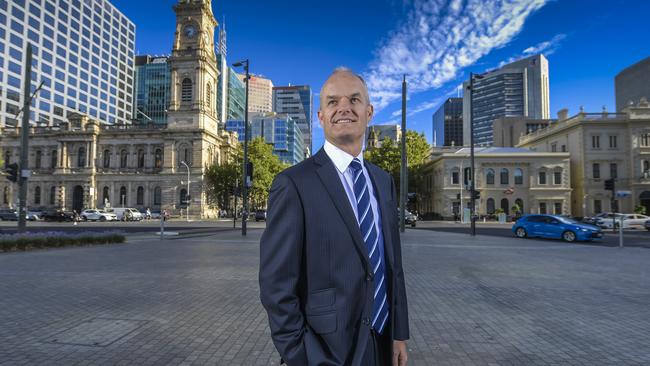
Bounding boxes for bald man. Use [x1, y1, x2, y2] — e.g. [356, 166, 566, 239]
[260, 68, 409, 365]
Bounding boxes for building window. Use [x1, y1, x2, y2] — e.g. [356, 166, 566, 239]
[551, 143, 557, 152]
[181, 78, 192, 102]
[3, 187, 9, 204]
[641, 133, 650, 147]
[136, 186, 144, 205]
[50, 186, 56, 205]
[206, 82, 211, 110]
[451, 170, 459, 185]
[51, 150, 58, 168]
[34, 186, 41, 205]
[553, 170, 562, 185]
[180, 188, 188, 206]
[538, 171, 547, 185]
[154, 149, 163, 168]
[594, 200, 602, 214]
[120, 149, 128, 168]
[500, 168, 509, 185]
[119, 186, 127, 206]
[539, 202, 547, 214]
[103, 149, 111, 168]
[593, 163, 600, 179]
[644, 160, 650, 173]
[592, 135, 600, 149]
[102, 186, 110, 206]
[486, 198, 495, 214]
[554, 202, 562, 215]
[137, 149, 145, 169]
[77, 146, 86, 167]
[609, 135, 617, 148]
[561, 145, 567, 152]
[154, 186, 161, 205]
[35, 150, 42, 169]
[610, 163, 617, 179]
[514, 168, 523, 185]
[500, 198, 509, 215]
[486, 169, 495, 185]
[3, 151, 9, 168]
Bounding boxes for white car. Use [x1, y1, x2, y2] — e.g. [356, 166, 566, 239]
[596, 213, 650, 229]
[109, 207, 144, 221]
[80, 209, 118, 222]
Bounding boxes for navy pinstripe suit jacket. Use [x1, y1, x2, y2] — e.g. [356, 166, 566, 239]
[259, 148, 410, 366]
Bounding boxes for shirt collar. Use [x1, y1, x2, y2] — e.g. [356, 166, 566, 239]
[323, 140, 364, 174]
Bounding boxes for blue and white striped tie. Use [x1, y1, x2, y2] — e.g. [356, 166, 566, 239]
[349, 158, 389, 334]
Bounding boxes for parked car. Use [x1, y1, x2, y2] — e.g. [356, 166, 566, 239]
[150, 210, 162, 219]
[645, 219, 650, 231]
[108, 207, 144, 221]
[581, 212, 611, 226]
[80, 209, 118, 222]
[255, 210, 267, 222]
[595, 213, 649, 229]
[0, 209, 18, 221]
[42, 210, 75, 222]
[26, 211, 41, 221]
[396, 209, 417, 227]
[512, 214, 603, 242]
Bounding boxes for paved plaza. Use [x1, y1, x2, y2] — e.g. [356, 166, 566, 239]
[1, 227, 649, 365]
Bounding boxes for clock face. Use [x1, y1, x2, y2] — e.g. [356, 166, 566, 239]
[183, 24, 197, 38]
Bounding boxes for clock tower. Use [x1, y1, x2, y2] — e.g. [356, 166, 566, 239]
[168, 0, 219, 131]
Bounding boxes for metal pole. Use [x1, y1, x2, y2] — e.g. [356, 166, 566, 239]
[469, 73, 476, 236]
[619, 214, 624, 248]
[400, 75, 407, 232]
[181, 161, 190, 222]
[242, 60, 250, 236]
[18, 44, 33, 232]
[459, 160, 463, 222]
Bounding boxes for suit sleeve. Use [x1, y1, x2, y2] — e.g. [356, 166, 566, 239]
[390, 176, 410, 341]
[259, 173, 308, 365]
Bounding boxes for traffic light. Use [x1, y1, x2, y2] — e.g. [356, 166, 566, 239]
[604, 179, 615, 191]
[246, 162, 253, 182]
[4, 163, 19, 183]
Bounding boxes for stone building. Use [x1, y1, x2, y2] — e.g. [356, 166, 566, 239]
[0, 0, 239, 218]
[420, 147, 572, 219]
[517, 100, 650, 216]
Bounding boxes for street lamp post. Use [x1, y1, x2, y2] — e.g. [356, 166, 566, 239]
[468, 72, 484, 236]
[233, 59, 250, 236]
[180, 160, 190, 222]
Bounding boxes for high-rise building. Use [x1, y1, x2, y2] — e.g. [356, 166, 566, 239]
[225, 113, 305, 165]
[432, 98, 463, 146]
[216, 55, 245, 123]
[133, 55, 171, 125]
[273, 85, 313, 156]
[0, 0, 136, 127]
[615, 56, 650, 112]
[237, 74, 273, 113]
[463, 54, 550, 146]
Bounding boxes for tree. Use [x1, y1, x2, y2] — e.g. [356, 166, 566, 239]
[364, 130, 430, 211]
[204, 145, 242, 212]
[634, 205, 647, 215]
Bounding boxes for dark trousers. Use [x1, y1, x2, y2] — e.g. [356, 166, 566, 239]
[361, 329, 390, 366]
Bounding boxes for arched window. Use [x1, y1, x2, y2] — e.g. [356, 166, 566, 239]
[35, 150, 42, 169]
[51, 150, 58, 169]
[486, 169, 495, 185]
[486, 198, 495, 214]
[501, 198, 510, 214]
[206, 82, 212, 110]
[178, 146, 191, 166]
[181, 78, 192, 102]
[102, 186, 110, 205]
[4, 151, 10, 168]
[514, 198, 524, 215]
[50, 186, 56, 205]
[137, 149, 145, 168]
[119, 186, 127, 206]
[3, 187, 9, 204]
[500, 168, 509, 185]
[154, 149, 163, 169]
[180, 188, 188, 206]
[77, 147, 86, 167]
[136, 186, 144, 205]
[103, 149, 111, 168]
[34, 186, 41, 205]
[643, 160, 649, 172]
[514, 168, 523, 185]
[120, 149, 128, 168]
[154, 186, 162, 205]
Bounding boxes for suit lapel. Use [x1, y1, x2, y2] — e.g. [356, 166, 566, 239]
[365, 162, 396, 270]
[314, 149, 371, 272]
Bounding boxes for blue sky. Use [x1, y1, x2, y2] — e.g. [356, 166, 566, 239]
[112, 0, 650, 152]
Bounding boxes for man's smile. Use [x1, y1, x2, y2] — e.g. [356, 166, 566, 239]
[332, 118, 356, 124]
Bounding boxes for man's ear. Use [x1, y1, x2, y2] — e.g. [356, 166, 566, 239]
[367, 104, 374, 122]
[317, 110, 325, 128]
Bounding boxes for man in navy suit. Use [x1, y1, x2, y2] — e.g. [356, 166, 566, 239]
[260, 68, 409, 366]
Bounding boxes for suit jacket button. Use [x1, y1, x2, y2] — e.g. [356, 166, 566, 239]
[366, 273, 373, 281]
[363, 317, 371, 325]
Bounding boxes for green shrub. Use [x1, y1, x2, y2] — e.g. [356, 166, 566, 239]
[0, 232, 126, 253]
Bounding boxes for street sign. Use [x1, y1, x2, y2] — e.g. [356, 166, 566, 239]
[616, 190, 631, 197]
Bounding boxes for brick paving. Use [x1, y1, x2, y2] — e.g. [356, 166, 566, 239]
[0, 228, 649, 365]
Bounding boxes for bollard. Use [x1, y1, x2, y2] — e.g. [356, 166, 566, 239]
[618, 215, 624, 248]
[160, 212, 165, 241]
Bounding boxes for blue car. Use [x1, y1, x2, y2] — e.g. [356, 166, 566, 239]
[512, 214, 603, 242]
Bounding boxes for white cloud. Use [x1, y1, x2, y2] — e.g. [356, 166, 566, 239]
[498, 33, 566, 67]
[364, 0, 549, 111]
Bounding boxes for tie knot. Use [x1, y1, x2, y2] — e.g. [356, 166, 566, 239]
[349, 158, 363, 173]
